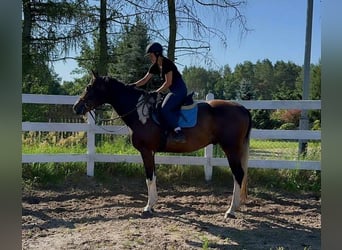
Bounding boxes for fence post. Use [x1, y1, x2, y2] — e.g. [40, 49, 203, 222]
[204, 93, 214, 181]
[87, 111, 95, 176]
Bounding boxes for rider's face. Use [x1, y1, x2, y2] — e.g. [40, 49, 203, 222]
[148, 53, 157, 64]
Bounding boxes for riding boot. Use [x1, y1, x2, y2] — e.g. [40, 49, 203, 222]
[172, 129, 186, 143]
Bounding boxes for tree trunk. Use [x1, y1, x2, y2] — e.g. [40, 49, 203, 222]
[167, 0, 176, 61]
[22, 0, 32, 77]
[99, 0, 108, 75]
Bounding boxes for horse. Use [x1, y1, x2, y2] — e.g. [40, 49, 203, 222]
[73, 71, 252, 218]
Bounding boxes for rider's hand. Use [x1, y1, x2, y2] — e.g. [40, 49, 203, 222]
[148, 90, 158, 99]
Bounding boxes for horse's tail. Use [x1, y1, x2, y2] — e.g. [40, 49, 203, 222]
[240, 108, 252, 203]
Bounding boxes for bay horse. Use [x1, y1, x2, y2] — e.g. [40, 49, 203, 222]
[73, 71, 252, 218]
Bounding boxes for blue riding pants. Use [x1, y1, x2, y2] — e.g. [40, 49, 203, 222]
[160, 78, 187, 130]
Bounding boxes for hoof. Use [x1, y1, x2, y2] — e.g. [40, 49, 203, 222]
[224, 212, 237, 219]
[141, 209, 154, 218]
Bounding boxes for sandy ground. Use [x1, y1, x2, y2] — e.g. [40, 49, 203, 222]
[22, 177, 321, 249]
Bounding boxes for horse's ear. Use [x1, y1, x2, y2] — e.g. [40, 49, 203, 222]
[91, 70, 99, 79]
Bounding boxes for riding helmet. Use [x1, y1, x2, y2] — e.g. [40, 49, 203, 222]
[146, 42, 163, 56]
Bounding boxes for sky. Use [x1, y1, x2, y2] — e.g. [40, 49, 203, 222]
[53, 0, 321, 82]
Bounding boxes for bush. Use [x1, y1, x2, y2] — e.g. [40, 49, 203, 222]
[312, 119, 321, 130]
[279, 122, 296, 130]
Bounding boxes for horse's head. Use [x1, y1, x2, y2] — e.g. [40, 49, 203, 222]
[73, 70, 109, 115]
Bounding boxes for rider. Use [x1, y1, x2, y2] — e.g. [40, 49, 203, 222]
[132, 42, 187, 143]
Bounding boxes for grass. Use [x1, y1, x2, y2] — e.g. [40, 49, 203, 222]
[22, 131, 321, 161]
[22, 162, 87, 187]
[201, 236, 210, 249]
[21, 133, 321, 192]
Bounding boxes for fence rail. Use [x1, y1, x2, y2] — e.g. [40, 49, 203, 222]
[22, 94, 321, 180]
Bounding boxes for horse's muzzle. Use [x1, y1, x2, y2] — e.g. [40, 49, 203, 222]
[73, 100, 87, 115]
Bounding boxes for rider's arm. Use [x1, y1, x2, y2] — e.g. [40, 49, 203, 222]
[156, 71, 172, 93]
[134, 72, 153, 87]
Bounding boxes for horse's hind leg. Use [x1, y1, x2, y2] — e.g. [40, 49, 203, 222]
[225, 155, 243, 218]
[223, 143, 249, 218]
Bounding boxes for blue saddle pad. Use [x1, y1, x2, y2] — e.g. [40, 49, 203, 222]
[178, 104, 198, 128]
[151, 103, 198, 128]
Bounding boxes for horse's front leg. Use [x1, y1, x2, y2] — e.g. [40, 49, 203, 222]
[140, 149, 158, 214]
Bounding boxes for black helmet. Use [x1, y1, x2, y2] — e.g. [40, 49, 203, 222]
[146, 42, 163, 56]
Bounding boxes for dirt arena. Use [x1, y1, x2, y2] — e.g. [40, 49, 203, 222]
[22, 177, 321, 249]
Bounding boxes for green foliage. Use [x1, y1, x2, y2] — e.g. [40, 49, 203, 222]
[22, 0, 90, 94]
[312, 120, 321, 130]
[279, 123, 297, 130]
[310, 61, 321, 100]
[62, 17, 151, 95]
[248, 168, 321, 193]
[110, 17, 151, 83]
[254, 59, 274, 99]
[94, 163, 145, 182]
[22, 132, 321, 192]
[96, 138, 138, 155]
[270, 109, 301, 128]
[201, 236, 210, 249]
[75, 31, 116, 76]
[22, 162, 86, 187]
[183, 66, 210, 99]
[22, 160, 321, 193]
[182, 60, 320, 129]
[239, 78, 255, 100]
[182, 66, 221, 99]
[252, 109, 279, 129]
[22, 1, 321, 132]
[22, 2, 321, 192]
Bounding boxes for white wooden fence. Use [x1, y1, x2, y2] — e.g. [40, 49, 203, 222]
[22, 94, 321, 181]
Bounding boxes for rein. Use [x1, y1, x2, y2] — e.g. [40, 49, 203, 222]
[87, 91, 154, 132]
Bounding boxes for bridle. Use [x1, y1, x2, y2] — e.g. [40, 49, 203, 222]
[83, 90, 156, 131]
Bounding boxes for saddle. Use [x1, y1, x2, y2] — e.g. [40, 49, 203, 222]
[149, 92, 198, 128]
[135, 92, 198, 150]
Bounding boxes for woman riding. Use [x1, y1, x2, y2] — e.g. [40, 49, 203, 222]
[132, 42, 188, 143]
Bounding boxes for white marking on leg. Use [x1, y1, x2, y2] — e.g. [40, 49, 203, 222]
[144, 174, 158, 213]
[225, 178, 241, 218]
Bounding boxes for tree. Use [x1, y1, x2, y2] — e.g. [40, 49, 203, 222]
[239, 79, 255, 100]
[182, 66, 207, 99]
[122, 0, 248, 64]
[310, 60, 321, 100]
[98, 0, 109, 75]
[254, 59, 274, 99]
[22, 0, 93, 89]
[65, 17, 152, 95]
[294, 61, 321, 126]
[110, 17, 150, 83]
[233, 61, 255, 83]
[273, 61, 301, 100]
[167, 0, 177, 61]
[309, 61, 321, 124]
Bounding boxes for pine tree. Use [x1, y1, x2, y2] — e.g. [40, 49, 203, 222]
[110, 17, 150, 83]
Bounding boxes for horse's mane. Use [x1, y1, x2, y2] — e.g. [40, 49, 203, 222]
[97, 76, 150, 121]
[104, 76, 146, 96]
